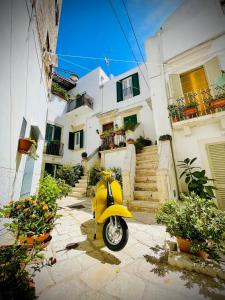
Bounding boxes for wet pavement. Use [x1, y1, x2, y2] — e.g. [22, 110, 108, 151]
[34, 197, 225, 300]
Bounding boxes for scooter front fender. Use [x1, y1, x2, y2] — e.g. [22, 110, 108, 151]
[97, 205, 133, 224]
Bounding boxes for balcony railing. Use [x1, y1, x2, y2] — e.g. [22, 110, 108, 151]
[99, 132, 126, 151]
[44, 141, 64, 156]
[169, 85, 225, 123]
[67, 93, 93, 113]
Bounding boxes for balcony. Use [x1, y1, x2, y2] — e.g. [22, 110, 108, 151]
[67, 93, 93, 114]
[44, 141, 64, 156]
[168, 85, 225, 124]
[99, 131, 126, 151]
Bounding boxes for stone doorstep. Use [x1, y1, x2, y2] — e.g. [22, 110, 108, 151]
[134, 191, 160, 201]
[136, 170, 156, 176]
[134, 182, 157, 191]
[129, 200, 160, 213]
[135, 176, 157, 183]
[165, 241, 225, 281]
[136, 163, 158, 169]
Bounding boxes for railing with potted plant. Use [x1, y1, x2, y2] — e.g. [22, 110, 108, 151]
[99, 128, 126, 151]
[67, 92, 93, 112]
[44, 140, 64, 156]
[168, 84, 225, 123]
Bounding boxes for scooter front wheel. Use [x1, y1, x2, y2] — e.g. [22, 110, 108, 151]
[103, 216, 128, 251]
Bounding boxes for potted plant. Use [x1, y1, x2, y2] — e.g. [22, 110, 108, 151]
[81, 152, 88, 160]
[119, 141, 126, 147]
[134, 140, 144, 154]
[159, 134, 172, 141]
[18, 137, 35, 154]
[178, 157, 216, 199]
[115, 125, 125, 135]
[136, 136, 152, 146]
[168, 104, 180, 122]
[127, 138, 134, 144]
[210, 93, 225, 109]
[183, 101, 198, 117]
[156, 194, 225, 260]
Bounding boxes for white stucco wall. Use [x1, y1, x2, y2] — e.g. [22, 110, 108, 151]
[159, 0, 225, 62]
[145, 0, 225, 194]
[0, 1, 51, 205]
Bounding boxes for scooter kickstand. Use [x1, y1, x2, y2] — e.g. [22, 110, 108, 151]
[93, 221, 97, 240]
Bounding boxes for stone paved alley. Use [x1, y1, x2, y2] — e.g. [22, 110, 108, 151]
[34, 197, 225, 300]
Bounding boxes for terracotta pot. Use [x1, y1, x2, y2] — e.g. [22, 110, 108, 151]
[176, 237, 191, 253]
[18, 138, 34, 154]
[211, 98, 225, 109]
[20, 232, 50, 246]
[172, 116, 179, 122]
[127, 140, 134, 144]
[115, 130, 125, 135]
[183, 107, 198, 116]
[176, 237, 208, 260]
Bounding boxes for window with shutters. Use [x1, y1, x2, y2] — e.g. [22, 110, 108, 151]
[68, 130, 84, 150]
[45, 123, 62, 142]
[117, 73, 140, 102]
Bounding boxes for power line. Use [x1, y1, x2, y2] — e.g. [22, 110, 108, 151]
[107, 0, 150, 90]
[59, 56, 91, 72]
[120, 0, 148, 74]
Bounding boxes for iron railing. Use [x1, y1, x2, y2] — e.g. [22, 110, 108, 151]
[44, 141, 64, 156]
[67, 93, 93, 112]
[169, 84, 225, 123]
[99, 133, 126, 151]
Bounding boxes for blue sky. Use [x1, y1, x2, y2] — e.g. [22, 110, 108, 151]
[56, 0, 184, 78]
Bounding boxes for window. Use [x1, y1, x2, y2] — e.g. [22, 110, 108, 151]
[221, 0, 225, 14]
[74, 131, 80, 149]
[124, 114, 137, 128]
[45, 163, 61, 178]
[68, 130, 84, 150]
[122, 76, 133, 100]
[55, 0, 59, 26]
[45, 123, 62, 142]
[117, 73, 140, 102]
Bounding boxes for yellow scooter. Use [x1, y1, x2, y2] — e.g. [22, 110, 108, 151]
[92, 169, 133, 251]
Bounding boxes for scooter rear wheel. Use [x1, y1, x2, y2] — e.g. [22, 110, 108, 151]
[103, 216, 128, 251]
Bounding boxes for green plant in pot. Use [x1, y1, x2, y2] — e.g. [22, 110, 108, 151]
[178, 157, 216, 199]
[183, 101, 198, 117]
[134, 140, 143, 153]
[156, 194, 225, 259]
[168, 104, 180, 122]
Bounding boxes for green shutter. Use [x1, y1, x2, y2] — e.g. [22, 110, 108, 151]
[54, 126, 61, 141]
[132, 73, 140, 96]
[80, 129, 84, 148]
[116, 81, 123, 102]
[68, 132, 75, 150]
[124, 114, 137, 127]
[45, 124, 53, 142]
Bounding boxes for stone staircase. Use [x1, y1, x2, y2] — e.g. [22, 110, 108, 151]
[69, 175, 88, 198]
[130, 145, 160, 213]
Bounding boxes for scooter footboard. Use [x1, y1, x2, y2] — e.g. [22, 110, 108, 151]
[97, 204, 133, 224]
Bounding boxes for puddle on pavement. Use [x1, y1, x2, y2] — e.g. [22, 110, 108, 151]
[144, 246, 225, 300]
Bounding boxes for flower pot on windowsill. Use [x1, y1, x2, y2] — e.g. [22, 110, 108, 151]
[18, 138, 34, 154]
[183, 107, 198, 117]
[176, 237, 208, 260]
[210, 98, 225, 109]
[172, 115, 180, 122]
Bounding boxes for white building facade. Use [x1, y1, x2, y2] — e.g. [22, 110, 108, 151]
[0, 0, 62, 206]
[43, 65, 156, 173]
[145, 0, 225, 209]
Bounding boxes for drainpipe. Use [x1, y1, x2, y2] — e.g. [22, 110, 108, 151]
[158, 29, 181, 198]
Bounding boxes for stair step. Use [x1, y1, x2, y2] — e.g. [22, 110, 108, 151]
[75, 183, 87, 188]
[79, 179, 87, 183]
[69, 191, 86, 198]
[136, 162, 158, 168]
[136, 164, 158, 171]
[136, 154, 158, 162]
[135, 175, 157, 183]
[135, 182, 157, 191]
[129, 201, 160, 213]
[136, 169, 156, 176]
[134, 191, 160, 201]
[72, 187, 86, 193]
